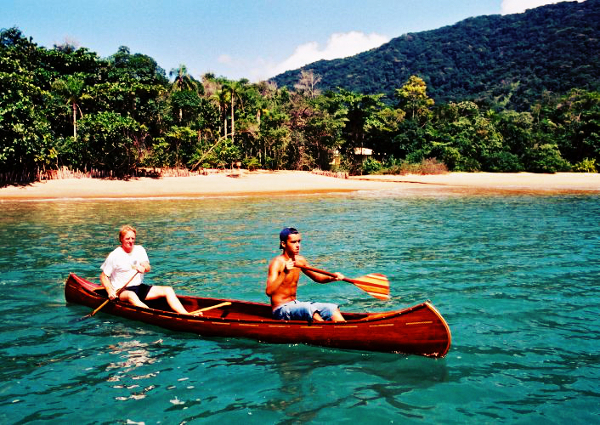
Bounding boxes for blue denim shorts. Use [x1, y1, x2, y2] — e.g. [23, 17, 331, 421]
[272, 300, 338, 321]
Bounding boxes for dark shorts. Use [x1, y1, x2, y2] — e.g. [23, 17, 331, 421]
[123, 284, 152, 301]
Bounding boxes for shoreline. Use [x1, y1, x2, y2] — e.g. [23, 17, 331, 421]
[1, 171, 599, 201]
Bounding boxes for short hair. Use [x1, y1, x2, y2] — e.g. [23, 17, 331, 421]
[119, 225, 137, 243]
[279, 227, 299, 249]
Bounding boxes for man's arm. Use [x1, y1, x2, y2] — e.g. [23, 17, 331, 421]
[134, 246, 151, 273]
[133, 261, 150, 274]
[266, 256, 293, 297]
[100, 272, 117, 300]
[295, 258, 344, 283]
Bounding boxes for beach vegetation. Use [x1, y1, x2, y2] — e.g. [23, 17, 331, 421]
[1, 2, 600, 183]
[361, 158, 383, 175]
[573, 158, 597, 173]
[242, 157, 261, 171]
[367, 157, 448, 176]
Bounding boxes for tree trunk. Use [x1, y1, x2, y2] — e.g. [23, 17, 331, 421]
[231, 92, 235, 144]
[72, 101, 77, 140]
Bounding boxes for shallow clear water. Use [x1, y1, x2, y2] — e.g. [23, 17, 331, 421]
[1, 191, 599, 424]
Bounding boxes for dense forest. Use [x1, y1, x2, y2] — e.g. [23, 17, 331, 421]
[273, 0, 600, 111]
[1, 0, 599, 183]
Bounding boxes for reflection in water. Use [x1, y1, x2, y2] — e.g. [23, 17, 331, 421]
[107, 339, 160, 372]
[208, 338, 449, 422]
[105, 336, 182, 402]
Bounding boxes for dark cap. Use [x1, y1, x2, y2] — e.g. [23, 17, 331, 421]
[279, 227, 299, 248]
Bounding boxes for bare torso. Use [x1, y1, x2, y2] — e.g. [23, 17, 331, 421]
[266, 254, 307, 310]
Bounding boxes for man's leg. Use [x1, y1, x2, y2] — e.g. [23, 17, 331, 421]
[146, 286, 190, 315]
[119, 291, 149, 309]
[331, 309, 345, 322]
[313, 303, 345, 322]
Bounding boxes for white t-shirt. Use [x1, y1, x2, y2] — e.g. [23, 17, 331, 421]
[101, 245, 149, 290]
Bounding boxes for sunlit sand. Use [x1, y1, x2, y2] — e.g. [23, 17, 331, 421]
[1, 170, 598, 200]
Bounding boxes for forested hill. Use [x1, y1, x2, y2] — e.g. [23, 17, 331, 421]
[271, 0, 600, 110]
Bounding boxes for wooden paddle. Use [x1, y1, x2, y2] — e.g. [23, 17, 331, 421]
[77, 271, 140, 321]
[189, 301, 232, 316]
[297, 265, 390, 300]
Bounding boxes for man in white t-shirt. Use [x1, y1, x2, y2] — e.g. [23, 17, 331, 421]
[100, 225, 192, 315]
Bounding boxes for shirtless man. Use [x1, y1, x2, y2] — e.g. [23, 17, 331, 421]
[266, 227, 345, 322]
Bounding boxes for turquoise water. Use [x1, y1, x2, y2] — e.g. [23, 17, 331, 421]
[0, 191, 599, 424]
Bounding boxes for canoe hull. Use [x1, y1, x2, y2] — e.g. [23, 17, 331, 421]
[65, 273, 451, 357]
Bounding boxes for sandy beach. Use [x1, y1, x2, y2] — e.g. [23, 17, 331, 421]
[1, 170, 599, 200]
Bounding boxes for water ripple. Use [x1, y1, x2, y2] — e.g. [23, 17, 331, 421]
[1, 195, 599, 423]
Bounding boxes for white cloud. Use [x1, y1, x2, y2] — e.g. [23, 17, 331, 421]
[501, 0, 586, 15]
[217, 54, 233, 65]
[243, 31, 390, 82]
[216, 4, 589, 81]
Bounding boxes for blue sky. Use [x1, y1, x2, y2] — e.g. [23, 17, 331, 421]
[2, 0, 585, 81]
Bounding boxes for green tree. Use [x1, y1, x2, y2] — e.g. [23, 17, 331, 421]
[395, 76, 434, 120]
[326, 88, 385, 172]
[169, 64, 201, 123]
[552, 89, 600, 165]
[298, 94, 345, 169]
[52, 73, 91, 140]
[68, 111, 143, 175]
[526, 143, 571, 173]
[0, 27, 55, 179]
[365, 106, 405, 161]
[109, 46, 168, 86]
[221, 80, 247, 145]
[255, 84, 291, 169]
[169, 64, 198, 91]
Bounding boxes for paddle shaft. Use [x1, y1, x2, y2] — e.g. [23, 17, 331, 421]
[297, 265, 357, 284]
[189, 301, 231, 315]
[297, 264, 390, 300]
[86, 271, 140, 318]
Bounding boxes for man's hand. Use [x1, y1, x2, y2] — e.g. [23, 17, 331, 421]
[333, 272, 345, 281]
[107, 286, 117, 300]
[284, 258, 295, 273]
[100, 271, 119, 300]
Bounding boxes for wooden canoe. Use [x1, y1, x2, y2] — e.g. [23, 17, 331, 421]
[65, 273, 451, 358]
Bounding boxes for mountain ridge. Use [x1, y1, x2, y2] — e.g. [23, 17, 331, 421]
[271, 0, 600, 110]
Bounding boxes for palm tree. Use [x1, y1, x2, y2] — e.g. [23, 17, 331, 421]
[221, 80, 247, 144]
[200, 73, 226, 136]
[52, 74, 89, 140]
[169, 64, 200, 122]
[169, 64, 198, 92]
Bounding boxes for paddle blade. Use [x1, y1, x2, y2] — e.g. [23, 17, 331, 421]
[348, 273, 390, 300]
[72, 299, 110, 322]
[70, 312, 93, 323]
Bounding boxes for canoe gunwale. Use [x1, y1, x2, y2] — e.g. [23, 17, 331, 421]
[65, 273, 451, 357]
